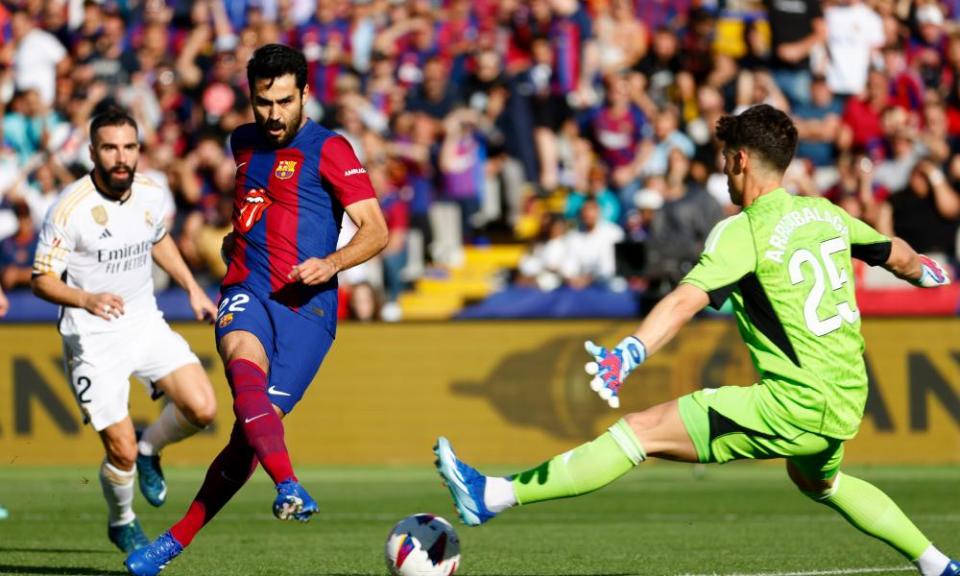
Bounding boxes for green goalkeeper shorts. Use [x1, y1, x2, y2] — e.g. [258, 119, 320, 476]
[678, 383, 844, 481]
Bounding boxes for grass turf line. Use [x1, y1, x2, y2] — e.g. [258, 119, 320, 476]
[0, 464, 957, 576]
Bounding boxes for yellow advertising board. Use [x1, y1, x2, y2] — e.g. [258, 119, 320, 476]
[0, 319, 958, 466]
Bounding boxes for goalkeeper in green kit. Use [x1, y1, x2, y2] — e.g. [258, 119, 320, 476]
[434, 104, 958, 576]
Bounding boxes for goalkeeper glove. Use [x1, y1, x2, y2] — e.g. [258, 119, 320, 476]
[911, 255, 951, 288]
[584, 336, 647, 408]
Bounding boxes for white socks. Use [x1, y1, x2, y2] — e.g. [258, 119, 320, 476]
[915, 544, 952, 576]
[100, 460, 136, 526]
[484, 476, 517, 513]
[138, 403, 202, 456]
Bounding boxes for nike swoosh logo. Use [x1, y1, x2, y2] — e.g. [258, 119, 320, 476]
[267, 386, 291, 397]
[244, 413, 269, 424]
[236, 162, 248, 170]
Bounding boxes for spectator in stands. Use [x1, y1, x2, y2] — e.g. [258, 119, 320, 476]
[439, 107, 487, 243]
[644, 149, 723, 295]
[10, 9, 68, 108]
[594, 0, 647, 75]
[0, 201, 37, 292]
[763, 0, 826, 107]
[882, 159, 960, 259]
[517, 212, 569, 292]
[840, 68, 891, 160]
[579, 72, 650, 209]
[824, 0, 885, 98]
[825, 154, 891, 233]
[379, 157, 412, 304]
[347, 281, 381, 322]
[3, 0, 958, 322]
[910, 2, 949, 90]
[561, 197, 624, 289]
[624, 184, 663, 243]
[640, 103, 695, 179]
[406, 56, 461, 121]
[793, 75, 843, 168]
[633, 25, 683, 111]
[565, 161, 621, 225]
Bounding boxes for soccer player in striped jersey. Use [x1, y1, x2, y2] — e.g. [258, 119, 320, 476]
[434, 105, 959, 576]
[126, 44, 388, 576]
[32, 108, 218, 553]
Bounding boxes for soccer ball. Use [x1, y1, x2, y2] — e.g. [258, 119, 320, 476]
[385, 513, 461, 576]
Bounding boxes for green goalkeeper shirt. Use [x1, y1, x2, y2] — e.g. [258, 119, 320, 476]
[681, 189, 892, 439]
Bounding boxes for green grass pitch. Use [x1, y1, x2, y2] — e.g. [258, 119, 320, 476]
[0, 464, 957, 576]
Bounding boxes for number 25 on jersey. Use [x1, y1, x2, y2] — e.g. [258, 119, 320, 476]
[789, 237, 859, 337]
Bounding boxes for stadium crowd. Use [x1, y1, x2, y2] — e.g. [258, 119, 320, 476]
[0, 0, 958, 320]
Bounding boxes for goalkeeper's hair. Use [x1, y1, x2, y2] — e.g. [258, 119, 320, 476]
[716, 104, 797, 173]
[89, 107, 138, 147]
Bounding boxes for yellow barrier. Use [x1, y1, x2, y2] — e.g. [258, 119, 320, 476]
[1, 320, 958, 466]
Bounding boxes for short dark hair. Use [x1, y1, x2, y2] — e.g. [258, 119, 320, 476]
[716, 104, 797, 173]
[247, 44, 307, 93]
[90, 107, 138, 146]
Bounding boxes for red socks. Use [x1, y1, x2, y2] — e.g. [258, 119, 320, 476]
[226, 359, 296, 485]
[170, 422, 257, 546]
[169, 359, 299, 548]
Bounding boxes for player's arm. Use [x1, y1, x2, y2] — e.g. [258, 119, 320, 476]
[31, 273, 124, 320]
[31, 213, 123, 320]
[585, 214, 754, 407]
[842, 208, 951, 288]
[884, 237, 951, 287]
[288, 137, 388, 286]
[151, 234, 217, 322]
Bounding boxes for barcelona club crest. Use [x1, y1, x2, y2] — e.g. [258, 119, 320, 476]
[274, 160, 298, 180]
[219, 312, 234, 328]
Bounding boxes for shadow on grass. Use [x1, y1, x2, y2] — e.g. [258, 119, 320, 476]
[0, 564, 127, 575]
[0, 546, 113, 554]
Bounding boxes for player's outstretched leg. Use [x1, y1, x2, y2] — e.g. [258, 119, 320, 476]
[794, 465, 957, 576]
[224, 358, 318, 521]
[125, 423, 257, 575]
[435, 418, 646, 526]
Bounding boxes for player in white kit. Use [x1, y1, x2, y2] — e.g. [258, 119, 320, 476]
[31, 108, 218, 553]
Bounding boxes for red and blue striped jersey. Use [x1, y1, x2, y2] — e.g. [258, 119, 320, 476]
[223, 120, 375, 336]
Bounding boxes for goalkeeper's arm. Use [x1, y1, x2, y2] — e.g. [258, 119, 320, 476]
[631, 283, 710, 358]
[884, 237, 951, 288]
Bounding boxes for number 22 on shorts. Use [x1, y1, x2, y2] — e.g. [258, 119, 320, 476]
[217, 293, 250, 327]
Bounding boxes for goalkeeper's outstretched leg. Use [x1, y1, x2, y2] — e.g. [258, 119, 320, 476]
[434, 399, 696, 525]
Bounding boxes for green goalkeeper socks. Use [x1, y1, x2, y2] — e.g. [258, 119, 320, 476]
[512, 419, 646, 505]
[812, 472, 931, 561]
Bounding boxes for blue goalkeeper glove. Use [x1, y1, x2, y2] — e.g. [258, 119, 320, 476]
[584, 336, 647, 408]
[911, 255, 951, 288]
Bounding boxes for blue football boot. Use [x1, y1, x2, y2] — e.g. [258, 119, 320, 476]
[940, 559, 960, 576]
[108, 518, 150, 553]
[124, 531, 183, 576]
[433, 436, 497, 526]
[135, 431, 167, 507]
[273, 479, 319, 522]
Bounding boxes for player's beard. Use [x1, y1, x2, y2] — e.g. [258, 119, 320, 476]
[95, 162, 137, 199]
[261, 105, 303, 148]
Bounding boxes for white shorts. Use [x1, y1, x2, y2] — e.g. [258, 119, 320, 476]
[62, 314, 200, 431]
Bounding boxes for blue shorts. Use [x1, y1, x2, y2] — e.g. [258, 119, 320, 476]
[215, 285, 334, 414]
